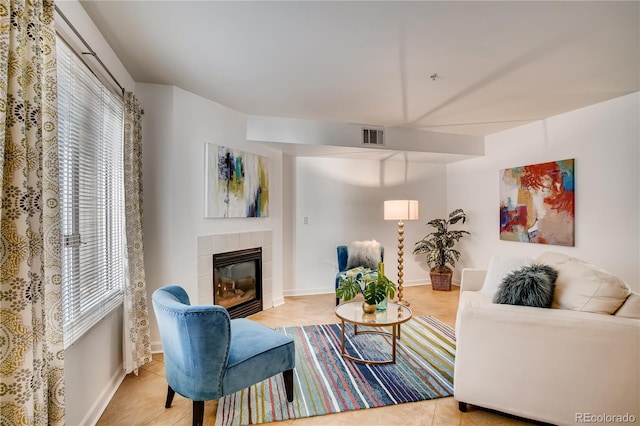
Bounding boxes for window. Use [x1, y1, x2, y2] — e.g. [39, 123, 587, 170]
[57, 37, 125, 348]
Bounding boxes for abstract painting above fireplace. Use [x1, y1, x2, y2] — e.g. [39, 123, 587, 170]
[204, 144, 269, 218]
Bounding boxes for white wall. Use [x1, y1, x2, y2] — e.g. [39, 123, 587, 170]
[65, 307, 123, 426]
[282, 154, 296, 296]
[291, 156, 449, 295]
[136, 84, 284, 348]
[448, 92, 640, 291]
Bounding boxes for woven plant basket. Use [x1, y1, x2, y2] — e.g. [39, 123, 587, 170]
[430, 270, 453, 291]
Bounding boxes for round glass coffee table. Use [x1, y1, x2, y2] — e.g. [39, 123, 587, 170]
[335, 301, 412, 365]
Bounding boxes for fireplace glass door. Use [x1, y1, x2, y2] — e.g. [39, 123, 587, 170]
[213, 247, 262, 318]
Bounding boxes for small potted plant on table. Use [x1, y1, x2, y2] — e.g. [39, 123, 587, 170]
[336, 264, 396, 313]
[413, 209, 470, 291]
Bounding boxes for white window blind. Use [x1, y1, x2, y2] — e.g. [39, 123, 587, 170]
[57, 37, 126, 348]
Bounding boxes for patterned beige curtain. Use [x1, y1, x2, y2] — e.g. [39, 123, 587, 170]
[0, 1, 65, 424]
[122, 91, 152, 374]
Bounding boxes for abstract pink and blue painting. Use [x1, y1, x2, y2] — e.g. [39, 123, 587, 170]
[205, 144, 269, 218]
[500, 159, 574, 246]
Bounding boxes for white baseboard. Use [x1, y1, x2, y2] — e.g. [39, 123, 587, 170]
[80, 365, 126, 426]
[271, 296, 286, 307]
[400, 279, 428, 287]
[282, 287, 333, 297]
[404, 278, 462, 287]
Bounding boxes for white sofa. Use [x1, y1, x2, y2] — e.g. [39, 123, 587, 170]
[454, 252, 640, 425]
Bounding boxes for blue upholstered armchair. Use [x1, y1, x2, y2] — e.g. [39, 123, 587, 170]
[335, 244, 384, 305]
[152, 286, 295, 426]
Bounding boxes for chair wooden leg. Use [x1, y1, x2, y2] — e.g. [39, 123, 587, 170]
[283, 369, 294, 402]
[193, 401, 204, 426]
[165, 385, 175, 408]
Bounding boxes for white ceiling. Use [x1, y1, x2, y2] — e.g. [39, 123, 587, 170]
[80, 1, 639, 137]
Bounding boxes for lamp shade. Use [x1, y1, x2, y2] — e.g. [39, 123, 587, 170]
[384, 200, 419, 221]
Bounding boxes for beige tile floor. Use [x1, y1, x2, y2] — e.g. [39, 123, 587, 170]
[97, 285, 535, 425]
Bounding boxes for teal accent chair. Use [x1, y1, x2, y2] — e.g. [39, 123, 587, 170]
[335, 245, 384, 305]
[152, 286, 295, 426]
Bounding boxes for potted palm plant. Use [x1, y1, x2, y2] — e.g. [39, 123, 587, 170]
[413, 209, 470, 291]
[336, 264, 396, 313]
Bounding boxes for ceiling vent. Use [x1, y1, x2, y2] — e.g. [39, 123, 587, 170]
[361, 127, 384, 146]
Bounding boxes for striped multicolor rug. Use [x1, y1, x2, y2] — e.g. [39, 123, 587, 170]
[215, 316, 455, 426]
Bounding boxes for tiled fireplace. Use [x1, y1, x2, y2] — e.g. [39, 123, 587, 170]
[197, 230, 272, 309]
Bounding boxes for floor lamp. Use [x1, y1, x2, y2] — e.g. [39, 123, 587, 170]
[384, 200, 419, 306]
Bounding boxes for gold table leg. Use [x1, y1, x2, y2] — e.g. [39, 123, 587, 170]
[392, 325, 397, 363]
[341, 324, 398, 365]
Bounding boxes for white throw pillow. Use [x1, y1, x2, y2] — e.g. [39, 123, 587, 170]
[614, 292, 640, 319]
[479, 255, 533, 299]
[346, 240, 382, 270]
[537, 252, 631, 314]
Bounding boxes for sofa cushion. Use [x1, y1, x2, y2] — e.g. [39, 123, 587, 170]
[346, 240, 382, 270]
[494, 264, 558, 308]
[536, 252, 631, 314]
[614, 292, 640, 319]
[479, 255, 533, 299]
